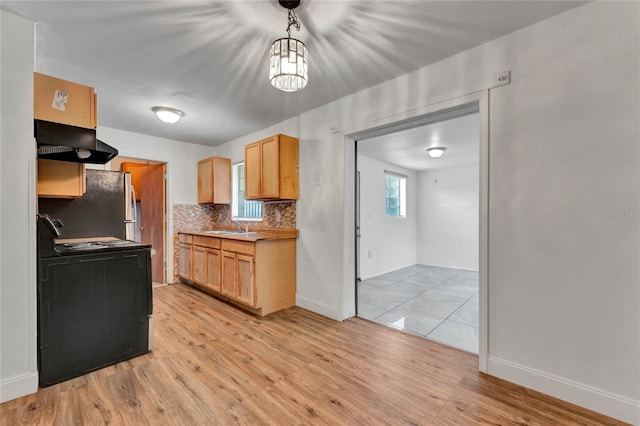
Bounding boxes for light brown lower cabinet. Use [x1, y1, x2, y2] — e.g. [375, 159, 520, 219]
[193, 246, 221, 294]
[205, 249, 222, 293]
[236, 254, 255, 306]
[178, 232, 295, 316]
[221, 251, 236, 298]
[178, 243, 192, 281]
[192, 246, 207, 285]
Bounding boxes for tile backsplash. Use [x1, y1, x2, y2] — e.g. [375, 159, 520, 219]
[173, 203, 217, 232]
[172, 202, 296, 282]
[173, 201, 296, 231]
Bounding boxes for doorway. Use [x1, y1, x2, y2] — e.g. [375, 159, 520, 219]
[351, 99, 486, 357]
[110, 156, 167, 284]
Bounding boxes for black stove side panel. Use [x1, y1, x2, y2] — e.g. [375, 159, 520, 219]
[38, 170, 125, 239]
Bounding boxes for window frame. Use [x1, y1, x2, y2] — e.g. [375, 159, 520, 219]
[384, 170, 407, 218]
[232, 162, 263, 221]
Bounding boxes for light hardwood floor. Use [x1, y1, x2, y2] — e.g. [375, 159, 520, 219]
[0, 283, 625, 425]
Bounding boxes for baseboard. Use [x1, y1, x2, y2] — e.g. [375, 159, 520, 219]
[417, 262, 479, 272]
[296, 294, 342, 321]
[0, 371, 38, 403]
[488, 356, 640, 425]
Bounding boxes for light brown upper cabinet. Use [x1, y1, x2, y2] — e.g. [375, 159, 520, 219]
[37, 159, 86, 198]
[197, 156, 231, 204]
[34, 72, 98, 129]
[244, 134, 299, 200]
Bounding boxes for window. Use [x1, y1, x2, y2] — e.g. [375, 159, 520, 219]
[385, 171, 406, 218]
[232, 163, 263, 220]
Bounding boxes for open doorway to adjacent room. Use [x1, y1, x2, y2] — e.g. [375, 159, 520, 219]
[355, 107, 480, 354]
[110, 156, 167, 285]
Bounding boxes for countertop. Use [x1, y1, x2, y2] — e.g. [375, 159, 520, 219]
[179, 228, 298, 242]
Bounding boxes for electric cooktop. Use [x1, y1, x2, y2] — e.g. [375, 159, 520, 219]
[53, 238, 151, 256]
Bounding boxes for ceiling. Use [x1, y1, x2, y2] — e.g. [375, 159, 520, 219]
[3, 1, 585, 147]
[358, 112, 479, 172]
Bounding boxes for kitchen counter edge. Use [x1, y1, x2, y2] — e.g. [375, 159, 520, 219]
[178, 229, 298, 242]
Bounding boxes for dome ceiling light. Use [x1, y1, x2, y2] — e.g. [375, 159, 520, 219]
[151, 106, 184, 124]
[269, 0, 308, 92]
[426, 147, 447, 158]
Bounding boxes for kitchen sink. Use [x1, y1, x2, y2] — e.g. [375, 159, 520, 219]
[203, 230, 257, 236]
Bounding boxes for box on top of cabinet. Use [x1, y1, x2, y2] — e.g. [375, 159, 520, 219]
[34, 72, 98, 129]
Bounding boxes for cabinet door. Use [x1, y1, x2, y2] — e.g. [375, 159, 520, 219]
[178, 243, 192, 280]
[37, 159, 86, 198]
[197, 158, 213, 204]
[260, 137, 280, 198]
[236, 254, 256, 307]
[212, 157, 232, 204]
[221, 252, 236, 297]
[192, 246, 207, 285]
[205, 249, 222, 293]
[198, 157, 232, 204]
[244, 142, 261, 199]
[34, 72, 96, 129]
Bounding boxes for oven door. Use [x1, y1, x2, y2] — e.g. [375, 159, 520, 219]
[38, 248, 151, 386]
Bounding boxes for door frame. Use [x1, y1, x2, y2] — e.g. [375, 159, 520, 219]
[343, 91, 490, 372]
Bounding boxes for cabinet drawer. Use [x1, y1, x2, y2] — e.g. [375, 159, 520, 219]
[178, 233, 193, 244]
[221, 239, 255, 255]
[193, 235, 220, 249]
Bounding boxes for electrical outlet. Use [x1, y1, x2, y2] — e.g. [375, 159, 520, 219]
[275, 208, 282, 222]
[368, 250, 372, 259]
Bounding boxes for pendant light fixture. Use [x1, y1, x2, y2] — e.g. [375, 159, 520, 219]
[269, 0, 308, 92]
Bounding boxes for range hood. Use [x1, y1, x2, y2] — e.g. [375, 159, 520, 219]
[35, 120, 118, 164]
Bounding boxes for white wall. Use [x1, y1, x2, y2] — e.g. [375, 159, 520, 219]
[358, 154, 417, 280]
[417, 165, 479, 271]
[98, 126, 215, 281]
[0, 9, 38, 402]
[214, 3, 640, 423]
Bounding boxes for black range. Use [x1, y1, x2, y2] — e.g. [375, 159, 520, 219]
[36, 214, 154, 386]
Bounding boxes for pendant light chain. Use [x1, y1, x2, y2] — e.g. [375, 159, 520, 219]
[269, 3, 308, 92]
[286, 9, 301, 37]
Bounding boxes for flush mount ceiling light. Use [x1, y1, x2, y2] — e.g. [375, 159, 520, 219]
[269, 0, 308, 92]
[151, 106, 184, 124]
[426, 147, 447, 158]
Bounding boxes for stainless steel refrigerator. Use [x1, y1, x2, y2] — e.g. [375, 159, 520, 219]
[38, 169, 138, 240]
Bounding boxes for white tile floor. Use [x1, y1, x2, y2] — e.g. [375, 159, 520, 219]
[357, 264, 479, 354]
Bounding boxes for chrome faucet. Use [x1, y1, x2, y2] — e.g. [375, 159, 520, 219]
[233, 220, 242, 232]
